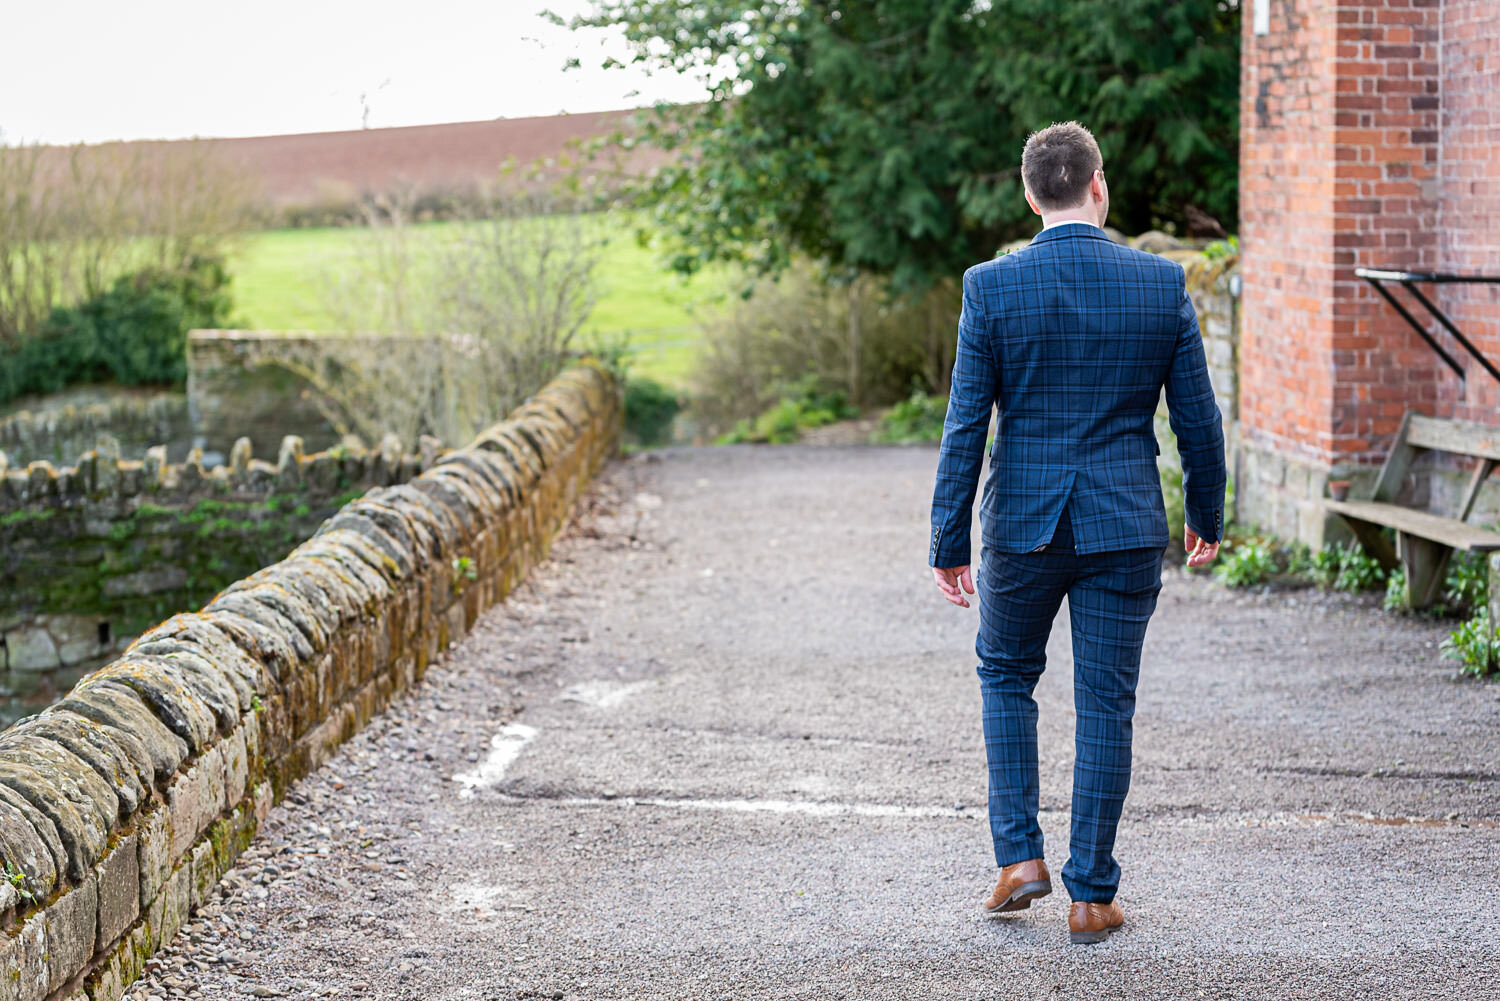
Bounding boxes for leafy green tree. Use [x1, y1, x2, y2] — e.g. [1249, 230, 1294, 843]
[558, 0, 1240, 291]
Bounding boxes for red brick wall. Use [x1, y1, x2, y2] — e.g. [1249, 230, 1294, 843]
[1437, 0, 1500, 424]
[1327, 0, 1444, 463]
[1239, 0, 1339, 465]
[1241, 0, 1499, 472]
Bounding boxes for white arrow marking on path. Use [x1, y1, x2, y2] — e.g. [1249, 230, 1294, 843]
[453, 724, 538, 798]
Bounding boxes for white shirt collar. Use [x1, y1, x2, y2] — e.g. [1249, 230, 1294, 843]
[1042, 218, 1102, 231]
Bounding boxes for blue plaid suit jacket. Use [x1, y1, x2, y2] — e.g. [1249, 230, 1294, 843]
[929, 224, 1226, 566]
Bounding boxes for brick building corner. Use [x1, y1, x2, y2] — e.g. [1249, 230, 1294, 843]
[1238, 0, 1500, 542]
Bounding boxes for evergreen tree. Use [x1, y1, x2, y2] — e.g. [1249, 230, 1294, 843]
[560, 0, 1240, 291]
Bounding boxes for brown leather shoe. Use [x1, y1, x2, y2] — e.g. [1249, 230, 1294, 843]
[1068, 901, 1124, 944]
[982, 858, 1052, 913]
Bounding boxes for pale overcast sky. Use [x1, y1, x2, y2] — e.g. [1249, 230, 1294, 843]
[0, 1, 712, 145]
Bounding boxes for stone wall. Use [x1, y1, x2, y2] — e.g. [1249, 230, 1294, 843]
[2, 432, 443, 682]
[0, 397, 192, 468]
[1150, 248, 1242, 541]
[0, 364, 620, 1001]
[186, 332, 341, 459]
[1174, 250, 1240, 438]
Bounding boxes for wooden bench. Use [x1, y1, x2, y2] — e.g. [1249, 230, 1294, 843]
[1323, 412, 1500, 608]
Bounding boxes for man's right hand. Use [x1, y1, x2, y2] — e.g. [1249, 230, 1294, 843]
[932, 566, 975, 608]
[1184, 526, 1220, 568]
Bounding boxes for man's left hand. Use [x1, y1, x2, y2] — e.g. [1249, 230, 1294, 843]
[1184, 526, 1221, 568]
[932, 566, 975, 608]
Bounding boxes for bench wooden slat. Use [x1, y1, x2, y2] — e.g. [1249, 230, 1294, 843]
[1323, 499, 1500, 551]
[1406, 414, 1500, 462]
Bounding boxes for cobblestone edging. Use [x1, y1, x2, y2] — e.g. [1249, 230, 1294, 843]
[0, 364, 621, 1001]
[0, 429, 443, 517]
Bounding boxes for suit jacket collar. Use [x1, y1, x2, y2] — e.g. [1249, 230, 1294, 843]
[1029, 224, 1112, 247]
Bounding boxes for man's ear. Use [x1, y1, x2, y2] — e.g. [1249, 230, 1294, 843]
[1024, 187, 1042, 217]
[1091, 170, 1106, 203]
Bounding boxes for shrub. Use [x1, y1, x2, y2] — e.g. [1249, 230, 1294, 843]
[1285, 542, 1315, 577]
[1308, 545, 1341, 588]
[0, 256, 232, 404]
[716, 379, 857, 445]
[1202, 235, 1240, 261]
[1443, 551, 1490, 612]
[871, 388, 948, 445]
[1336, 547, 1388, 592]
[1383, 568, 1408, 612]
[624, 377, 681, 448]
[1307, 542, 1388, 593]
[689, 267, 958, 438]
[1214, 542, 1276, 588]
[1440, 609, 1500, 678]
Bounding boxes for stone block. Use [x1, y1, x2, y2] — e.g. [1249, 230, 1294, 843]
[85, 917, 149, 1001]
[94, 834, 139, 952]
[0, 756, 111, 882]
[445, 602, 467, 648]
[0, 793, 60, 902]
[43, 875, 97, 994]
[0, 915, 47, 1001]
[285, 662, 318, 739]
[135, 805, 169, 909]
[55, 684, 189, 787]
[101, 566, 190, 599]
[1285, 459, 1313, 501]
[164, 751, 225, 862]
[188, 839, 217, 908]
[223, 726, 250, 809]
[154, 862, 191, 951]
[19, 714, 149, 818]
[4, 627, 60, 673]
[240, 709, 262, 775]
[220, 805, 256, 866]
[252, 781, 274, 822]
[368, 612, 392, 678]
[323, 643, 353, 705]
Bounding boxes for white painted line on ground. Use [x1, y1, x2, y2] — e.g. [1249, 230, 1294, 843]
[490, 793, 1495, 832]
[513, 794, 980, 819]
[452, 724, 538, 798]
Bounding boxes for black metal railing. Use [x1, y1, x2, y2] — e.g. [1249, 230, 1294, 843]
[1355, 268, 1500, 385]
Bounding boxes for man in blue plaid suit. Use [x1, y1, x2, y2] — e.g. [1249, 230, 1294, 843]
[928, 122, 1226, 945]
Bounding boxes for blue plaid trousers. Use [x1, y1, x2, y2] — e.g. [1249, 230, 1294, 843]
[976, 506, 1163, 903]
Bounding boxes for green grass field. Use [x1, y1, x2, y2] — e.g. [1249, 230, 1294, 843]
[227, 213, 733, 388]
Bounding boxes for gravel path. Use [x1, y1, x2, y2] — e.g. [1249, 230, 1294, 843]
[130, 445, 1500, 1000]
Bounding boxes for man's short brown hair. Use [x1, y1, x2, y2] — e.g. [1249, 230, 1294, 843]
[1021, 122, 1103, 211]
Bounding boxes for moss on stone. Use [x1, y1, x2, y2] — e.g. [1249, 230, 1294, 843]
[0, 508, 54, 527]
[3, 488, 372, 644]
